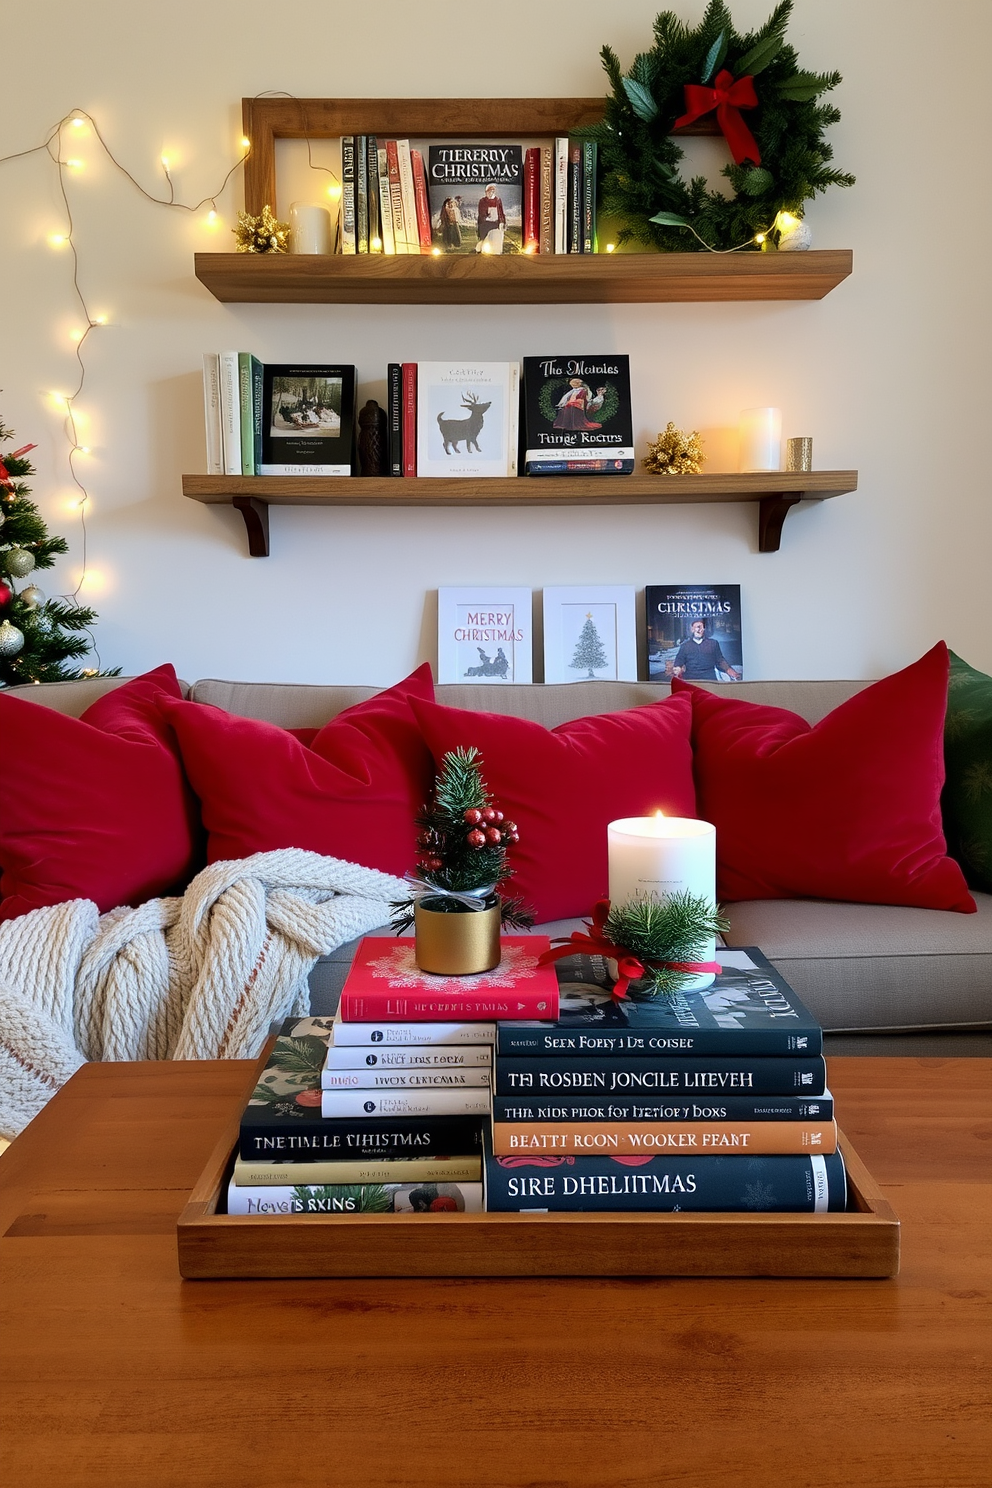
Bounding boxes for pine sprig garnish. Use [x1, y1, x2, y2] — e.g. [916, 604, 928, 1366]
[605, 892, 730, 998]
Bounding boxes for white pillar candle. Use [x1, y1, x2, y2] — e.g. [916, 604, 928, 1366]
[607, 814, 718, 991]
[289, 202, 333, 255]
[738, 407, 782, 472]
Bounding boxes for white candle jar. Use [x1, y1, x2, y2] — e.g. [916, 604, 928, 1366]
[738, 407, 782, 472]
[607, 816, 717, 991]
[289, 202, 333, 255]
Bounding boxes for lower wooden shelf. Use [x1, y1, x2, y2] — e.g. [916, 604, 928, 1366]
[176, 1128, 899, 1280]
[183, 470, 858, 557]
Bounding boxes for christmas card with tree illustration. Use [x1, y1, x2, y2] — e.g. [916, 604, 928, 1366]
[521, 356, 634, 475]
[542, 586, 637, 684]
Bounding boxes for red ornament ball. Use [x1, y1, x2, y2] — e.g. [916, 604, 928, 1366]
[0, 583, 11, 609]
[485, 827, 502, 845]
[466, 829, 486, 849]
[463, 808, 483, 825]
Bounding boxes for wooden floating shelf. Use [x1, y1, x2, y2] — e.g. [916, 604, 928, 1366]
[194, 249, 853, 306]
[183, 470, 858, 557]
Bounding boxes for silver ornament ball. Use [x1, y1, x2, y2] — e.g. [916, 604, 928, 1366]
[20, 584, 45, 610]
[5, 547, 35, 578]
[0, 619, 25, 657]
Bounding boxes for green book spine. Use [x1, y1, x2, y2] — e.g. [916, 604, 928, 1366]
[238, 353, 254, 476]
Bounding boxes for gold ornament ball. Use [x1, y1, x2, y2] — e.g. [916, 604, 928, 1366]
[0, 619, 25, 657]
[5, 546, 35, 577]
[643, 422, 705, 476]
[233, 205, 291, 255]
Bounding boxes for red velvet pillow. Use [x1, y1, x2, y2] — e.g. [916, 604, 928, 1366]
[673, 643, 975, 912]
[411, 692, 696, 922]
[159, 664, 436, 877]
[0, 664, 203, 921]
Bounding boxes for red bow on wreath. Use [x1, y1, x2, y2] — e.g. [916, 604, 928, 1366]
[537, 899, 721, 1000]
[674, 68, 762, 166]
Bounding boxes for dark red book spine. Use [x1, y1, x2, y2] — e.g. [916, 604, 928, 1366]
[402, 363, 417, 476]
[523, 147, 540, 252]
[410, 149, 433, 253]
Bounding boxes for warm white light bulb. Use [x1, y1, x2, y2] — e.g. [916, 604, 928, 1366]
[431, 247, 442, 257]
[240, 136, 251, 150]
[776, 211, 799, 231]
[327, 183, 342, 200]
[93, 314, 108, 325]
[754, 232, 766, 244]
[605, 242, 616, 253]
[66, 158, 84, 171]
[70, 329, 84, 341]
[71, 117, 85, 129]
[370, 236, 382, 250]
[207, 209, 218, 223]
[48, 232, 68, 248]
[161, 154, 170, 169]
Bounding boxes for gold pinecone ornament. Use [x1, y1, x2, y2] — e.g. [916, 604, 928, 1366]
[233, 205, 290, 254]
[643, 422, 705, 476]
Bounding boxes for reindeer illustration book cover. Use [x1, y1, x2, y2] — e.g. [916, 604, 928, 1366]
[416, 362, 519, 479]
[521, 355, 634, 475]
[437, 586, 532, 684]
[426, 143, 523, 255]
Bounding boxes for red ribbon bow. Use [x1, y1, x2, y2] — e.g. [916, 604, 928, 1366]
[674, 69, 761, 166]
[0, 444, 37, 491]
[537, 899, 722, 1000]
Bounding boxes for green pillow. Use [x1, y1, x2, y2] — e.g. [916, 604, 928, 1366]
[943, 651, 992, 893]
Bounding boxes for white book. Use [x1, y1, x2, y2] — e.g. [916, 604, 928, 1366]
[201, 353, 223, 474]
[554, 137, 569, 254]
[417, 361, 518, 479]
[320, 1089, 491, 1118]
[542, 585, 638, 684]
[331, 1011, 495, 1046]
[376, 145, 395, 254]
[321, 1068, 491, 1089]
[218, 350, 242, 475]
[227, 1181, 485, 1215]
[437, 585, 533, 684]
[324, 1044, 492, 1070]
[395, 139, 420, 254]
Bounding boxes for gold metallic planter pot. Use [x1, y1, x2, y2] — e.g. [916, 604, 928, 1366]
[414, 899, 501, 976]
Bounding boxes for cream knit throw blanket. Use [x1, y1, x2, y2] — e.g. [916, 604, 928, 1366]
[0, 848, 407, 1140]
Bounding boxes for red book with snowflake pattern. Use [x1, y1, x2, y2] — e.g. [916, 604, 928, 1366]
[338, 936, 559, 1022]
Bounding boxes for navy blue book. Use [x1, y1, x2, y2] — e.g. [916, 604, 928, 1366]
[497, 948, 822, 1058]
[492, 1090, 833, 1123]
[483, 1126, 847, 1213]
[496, 1054, 827, 1097]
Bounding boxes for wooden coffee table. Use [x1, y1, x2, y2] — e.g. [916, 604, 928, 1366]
[1, 1056, 989, 1488]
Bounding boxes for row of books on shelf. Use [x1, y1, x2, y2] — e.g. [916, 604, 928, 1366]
[226, 942, 847, 1218]
[338, 137, 598, 257]
[201, 354, 633, 479]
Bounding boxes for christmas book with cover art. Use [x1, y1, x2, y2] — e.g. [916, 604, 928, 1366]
[646, 584, 744, 681]
[426, 143, 523, 255]
[521, 356, 634, 475]
[258, 364, 357, 476]
[416, 362, 518, 479]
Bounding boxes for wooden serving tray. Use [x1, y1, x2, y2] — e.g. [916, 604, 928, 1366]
[177, 1122, 900, 1280]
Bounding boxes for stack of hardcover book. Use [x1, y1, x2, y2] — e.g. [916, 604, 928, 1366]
[227, 936, 559, 1217]
[340, 136, 596, 257]
[202, 354, 356, 477]
[484, 948, 847, 1214]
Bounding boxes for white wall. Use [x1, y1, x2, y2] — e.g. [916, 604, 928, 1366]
[2, 0, 989, 685]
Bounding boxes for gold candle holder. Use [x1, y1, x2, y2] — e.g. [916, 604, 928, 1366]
[786, 436, 813, 472]
[414, 899, 501, 976]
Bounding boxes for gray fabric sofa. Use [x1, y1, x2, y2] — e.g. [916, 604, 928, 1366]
[13, 674, 991, 1035]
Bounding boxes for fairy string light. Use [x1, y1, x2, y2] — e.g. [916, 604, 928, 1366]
[0, 108, 251, 633]
[0, 93, 342, 644]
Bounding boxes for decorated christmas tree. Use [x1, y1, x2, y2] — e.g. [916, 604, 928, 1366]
[570, 614, 609, 678]
[0, 416, 115, 686]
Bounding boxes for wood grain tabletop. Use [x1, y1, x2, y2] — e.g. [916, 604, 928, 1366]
[1, 1055, 989, 1488]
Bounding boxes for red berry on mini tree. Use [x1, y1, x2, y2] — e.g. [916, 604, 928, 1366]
[482, 807, 497, 823]
[485, 827, 502, 845]
[463, 808, 483, 825]
[466, 829, 486, 849]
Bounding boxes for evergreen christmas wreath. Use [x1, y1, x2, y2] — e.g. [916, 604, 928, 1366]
[586, 0, 854, 252]
[538, 378, 620, 429]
